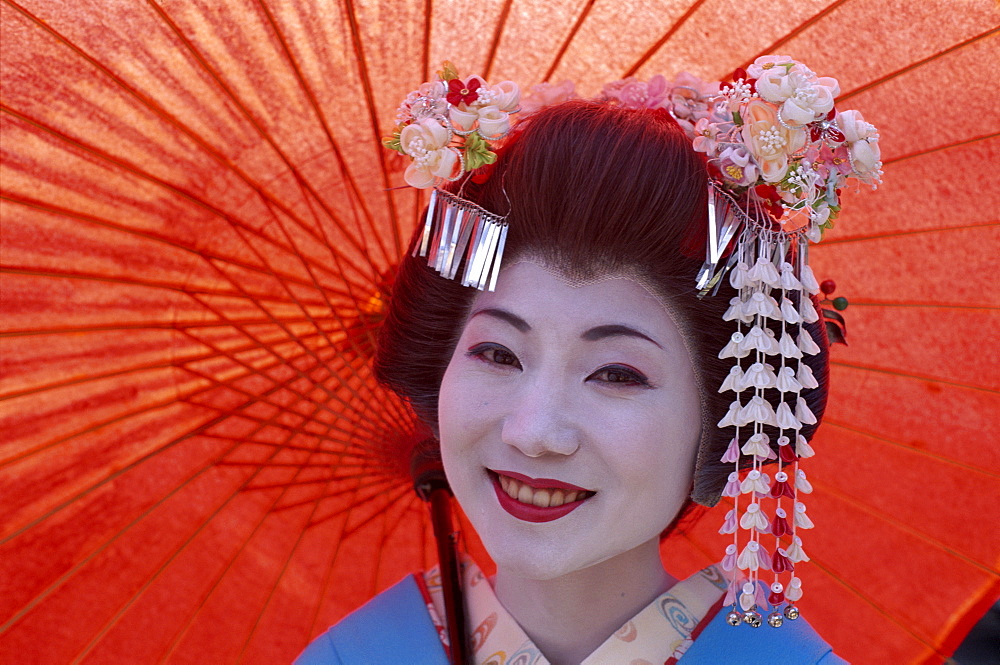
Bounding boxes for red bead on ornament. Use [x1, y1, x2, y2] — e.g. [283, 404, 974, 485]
[772, 512, 791, 537]
[772, 550, 794, 573]
[779, 444, 798, 464]
[820, 279, 836, 295]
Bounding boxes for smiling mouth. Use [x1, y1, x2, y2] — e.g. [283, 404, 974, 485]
[496, 473, 594, 507]
[490, 471, 595, 523]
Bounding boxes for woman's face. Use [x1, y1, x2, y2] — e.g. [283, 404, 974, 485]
[438, 261, 702, 580]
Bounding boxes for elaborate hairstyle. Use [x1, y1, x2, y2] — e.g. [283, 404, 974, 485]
[375, 100, 829, 507]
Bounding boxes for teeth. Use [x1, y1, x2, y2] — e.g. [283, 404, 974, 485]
[498, 474, 591, 508]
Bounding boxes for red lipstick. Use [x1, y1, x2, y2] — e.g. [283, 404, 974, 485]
[495, 469, 591, 493]
[490, 471, 593, 523]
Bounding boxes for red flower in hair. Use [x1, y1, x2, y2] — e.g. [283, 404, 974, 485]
[446, 77, 481, 106]
[722, 67, 756, 94]
[755, 184, 785, 220]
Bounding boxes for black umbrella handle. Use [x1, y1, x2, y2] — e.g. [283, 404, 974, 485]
[414, 446, 470, 665]
[419, 485, 468, 665]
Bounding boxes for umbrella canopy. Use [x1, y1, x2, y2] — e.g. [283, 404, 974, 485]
[1, 1, 998, 663]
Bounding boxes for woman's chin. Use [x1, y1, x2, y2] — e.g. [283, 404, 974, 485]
[488, 546, 590, 581]
[480, 528, 622, 582]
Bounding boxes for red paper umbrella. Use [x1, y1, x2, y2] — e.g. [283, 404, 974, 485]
[1, 2, 998, 663]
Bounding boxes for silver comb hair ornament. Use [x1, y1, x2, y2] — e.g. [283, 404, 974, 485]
[413, 188, 510, 292]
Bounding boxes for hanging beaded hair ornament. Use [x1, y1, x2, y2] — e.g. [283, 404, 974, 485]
[622, 57, 881, 629]
[386, 57, 882, 628]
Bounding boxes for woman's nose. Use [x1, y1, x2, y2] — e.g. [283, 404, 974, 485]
[500, 377, 580, 458]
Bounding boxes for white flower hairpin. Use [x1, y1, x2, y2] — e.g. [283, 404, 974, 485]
[384, 62, 521, 189]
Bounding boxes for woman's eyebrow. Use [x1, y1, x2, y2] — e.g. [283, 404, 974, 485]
[581, 324, 662, 348]
[469, 307, 531, 332]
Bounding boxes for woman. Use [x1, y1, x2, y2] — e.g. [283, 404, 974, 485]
[298, 58, 877, 664]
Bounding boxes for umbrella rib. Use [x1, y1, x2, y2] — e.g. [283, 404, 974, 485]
[0, 265, 349, 314]
[824, 418, 1000, 480]
[839, 26, 1000, 102]
[237, 489, 423, 664]
[340, 0, 404, 258]
[736, 0, 853, 73]
[204, 435, 362, 459]
[68, 399, 327, 664]
[264, 475, 407, 512]
[0, 324, 332, 403]
[242, 471, 399, 494]
[622, 0, 709, 78]
[829, 359, 999, 394]
[2, 1, 377, 279]
[148, 0, 388, 275]
[250, 0, 392, 274]
[481, 0, 515, 79]
[0, 192, 367, 300]
[541, 0, 598, 83]
[881, 131, 1000, 166]
[0, 261, 357, 313]
[299, 462, 401, 644]
[839, 300, 998, 311]
[0, 377, 223, 473]
[421, 0, 432, 82]
[301, 502, 355, 645]
[210, 408, 414, 464]
[216, 459, 365, 470]
[0, 313, 359, 342]
[192, 206, 388, 411]
[184, 357, 392, 448]
[183, 289, 364, 419]
[817, 220, 999, 246]
[304, 476, 411, 526]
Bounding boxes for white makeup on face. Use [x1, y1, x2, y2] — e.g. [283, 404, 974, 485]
[438, 260, 702, 582]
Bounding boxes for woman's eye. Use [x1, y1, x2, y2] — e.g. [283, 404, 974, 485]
[468, 344, 521, 369]
[588, 365, 650, 387]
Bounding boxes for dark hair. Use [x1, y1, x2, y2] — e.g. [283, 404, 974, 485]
[375, 100, 829, 506]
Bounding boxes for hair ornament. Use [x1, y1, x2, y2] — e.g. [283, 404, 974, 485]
[413, 188, 510, 291]
[386, 62, 520, 290]
[384, 61, 522, 189]
[602, 56, 881, 628]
